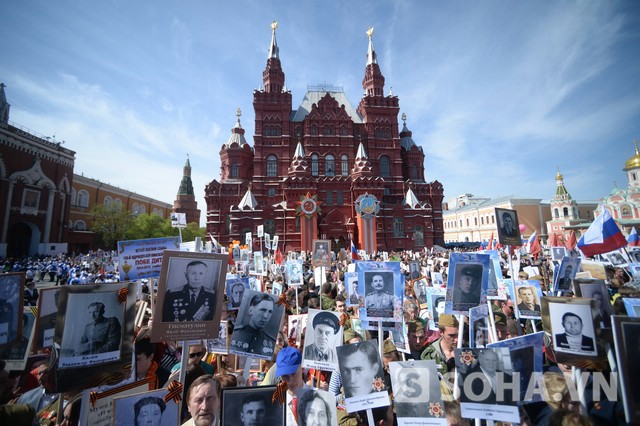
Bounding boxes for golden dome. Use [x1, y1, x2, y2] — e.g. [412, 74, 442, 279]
[555, 170, 563, 180]
[624, 140, 640, 171]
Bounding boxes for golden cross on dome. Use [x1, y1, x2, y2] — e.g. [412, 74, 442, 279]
[271, 21, 278, 31]
[236, 107, 242, 119]
[401, 113, 407, 125]
[366, 27, 374, 39]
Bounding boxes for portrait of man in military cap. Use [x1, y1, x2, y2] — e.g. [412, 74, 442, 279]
[302, 309, 342, 370]
[363, 270, 401, 320]
[162, 259, 217, 322]
[451, 264, 483, 313]
[229, 290, 285, 360]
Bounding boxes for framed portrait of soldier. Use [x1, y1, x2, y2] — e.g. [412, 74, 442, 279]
[413, 278, 429, 307]
[604, 249, 628, 266]
[612, 315, 640, 424]
[33, 287, 60, 352]
[286, 259, 303, 287]
[1, 308, 36, 371]
[454, 347, 519, 422]
[552, 256, 580, 292]
[513, 280, 543, 320]
[629, 248, 640, 264]
[207, 321, 228, 354]
[541, 296, 599, 362]
[113, 387, 179, 426]
[427, 289, 446, 329]
[252, 252, 265, 276]
[152, 251, 227, 343]
[0, 273, 24, 347]
[408, 261, 422, 280]
[54, 282, 136, 393]
[573, 279, 613, 328]
[445, 253, 490, 315]
[550, 247, 566, 261]
[389, 360, 446, 425]
[287, 314, 307, 346]
[229, 290, 284, 361]
[336, 339, 391, 412]
[221, 385, 284, 426]
[345, 271, 362, 308]
[495, 208, 521, 246]
[79, 378, 150, 426]
[356, 262, 405, 321]
[312, 239, 332, 268]
[226, 277, 250, 311]
[469, 305, 489, 348]
[302, 309, 342, 372]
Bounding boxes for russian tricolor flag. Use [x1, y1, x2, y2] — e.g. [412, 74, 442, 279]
[351, 240, 361, 260]
[628, 227, 640, 247]
[577, 210, 627, 257]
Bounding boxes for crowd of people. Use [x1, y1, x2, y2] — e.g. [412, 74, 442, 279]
[0, 244, 638, 425]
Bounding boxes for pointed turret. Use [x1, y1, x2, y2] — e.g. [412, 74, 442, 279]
[0, 82, 10, 126]
[554, 170, 571, 201]
[289, 141, 308, 175]
[362, 27, 385, 97]
[225, 108, 248, 148]
[351, 142, 373, 177]
[550, 169, 578, 220]
[238, 184, 259, 210]
[263, 21, 286, 93]
[399, 113, 417, 150]
[173, 155, 201, 224]
[177, 155, 194, 196]
[404, 187, 421, 209]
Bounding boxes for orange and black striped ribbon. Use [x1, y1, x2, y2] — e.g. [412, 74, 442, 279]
[339, 313, 349, 326]
[276, 293, 291, 311]
[117, 287, 129, 304]
[89, 377, 151, 407]
[164, 381, 183, 403]
[272, 381, 288, 405]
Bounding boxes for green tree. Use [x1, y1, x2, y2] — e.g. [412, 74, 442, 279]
[90, 204, 134, 249]
[126, 213, 167, 240]
[160, 219, 206, 243]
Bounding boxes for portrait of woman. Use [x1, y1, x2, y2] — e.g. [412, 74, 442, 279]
[297, 389, 336, 426]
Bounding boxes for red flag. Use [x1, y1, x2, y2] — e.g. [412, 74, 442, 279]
[275, 248, 284, 265]
[548, 233, 559, 247]
[565, 230, 577, 250]
[529, 233, 542, 259]
[487, 232, 494, 251]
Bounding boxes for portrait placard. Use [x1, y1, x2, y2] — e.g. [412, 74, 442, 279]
[612, 315, 640, 424]
[604, 248, 628, 266]
[550, 247, 566, 261]
[541, 296, 600, 363]
[113, 387, 179, 426]
[572, 279, 613, 328]
[79, 379, 150, 426]
[622, 298, 640, 317]
[54, 282, 136, 393]
[357, 262, 403, 322]
[454, 347, 519, 423]
[552, 256, 581, 292]
[481, 250, 505, 300]
[431, 272, 444, 288]
[512, 280, 543, 320]
[0, 273, 24, 347]
[252, 252, 265, 276]
[389, 360, 446, 425]
[295, 388, 338, 426]
[312, 239, 332, 268]
[629, 248, 640, 264]
[426, 288, 446, 330]
[469, 305, 489, 348]
[302, 309, 343, 372]
[226, 277, 250, 311]
[1, 307, 36, 371]
[345, 271, 362, 307]
[413, 278, 429, 307]
[151, 251, 227, 343]
[495, 208, 521, 246]
[336, 339, 391, 413]
[488, 332, 545, 403]
[33, 287, 60, 351]
[287, 314, 307, 346]
[286, 259, 304, 287]
[229, 290, 284, 360]
[208, 320, 228, 354]
[220, 386, 284, 426]
[408, 261, 422, 280]
[445, 253, 490, 315]
[579, 260, 607, 280]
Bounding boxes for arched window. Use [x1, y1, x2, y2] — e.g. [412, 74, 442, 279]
[266, 155, 278, 177]
[311, 124, 317, 136]
[132, 203, 140, 215]
[563, 207, 569, 218]
[491, 216, 495, 224]
[311, 155, 319, 177]
[231, 163, 240, 179]
[413, 226, 424, 246]
[264, 219, 276, 236]
[77, 190, 89, 208]
[340, 125, 347, 136]
[341, 155, 349, 176]
[74, 220, 87, 231]
[554, 208, 559, 218]
[104, 195, 113, 207]
[474, 217, 478, 226]
[139, 205, 146, 213]
[325, 155, 335, 176]
[393, 217, 404, 238]
[466, 218, 469, 227]
[379, 155, 391, 178]
[410, 165, 418, 179]
[481, 217, 485, 225]
[114, 198, 122, 209]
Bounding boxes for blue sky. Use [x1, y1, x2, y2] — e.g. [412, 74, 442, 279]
[1, 1, 639, 226]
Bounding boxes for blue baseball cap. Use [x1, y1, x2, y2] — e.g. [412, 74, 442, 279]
[276, 346, 302, 376]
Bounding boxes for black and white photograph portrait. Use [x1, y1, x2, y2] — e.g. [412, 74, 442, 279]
[152, 251, 227, 343]
[312, 239, 332, 268]
[288, 314, 307, 346]
[629, 249, 640, 264]
[469, 305, 489, 348]
[408, 261, 422, 280]
[295, 388, 338, 426]
[514, 282, 542, 319]
[113, 388, 179, 426]
[547, 300, 597, 357]
[551, 247, 566, 261]
[207, 320, 228, 354]
[553, 256, 580, 292]
[389, 360, 445, 425]
[345, 272, 362, 307]
[575, 280, 613, 328]
[59, 292, 124, 368]
[1, 308, 36, 371]
[221, 386, 284, 426]
[253, 252, 265, 275]
[226, 278, 249, 311]
[229, 290, 284, 360]
[431, 272, 444, 287]
[363, 270, 400, 320]
[0, 273, 24, 347]
[605, 250, 627, 266]
[336, 339, 390, 412]
[286, 259, 303, 287]
[495, 208, 521, 246]
[612, 316, 640, 424]
[302, 309, 342, 372]
[429, 292, 446, 328]
[414, 278, 429, 307]
[450, 263, 483, 313]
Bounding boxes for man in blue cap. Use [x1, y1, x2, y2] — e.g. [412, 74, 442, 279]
[276, 346, 307, 425]
[303, 311, 340, 363]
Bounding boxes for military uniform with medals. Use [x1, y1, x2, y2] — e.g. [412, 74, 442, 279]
[365, 291, 398, 310]
[229, 324, 275, 357]
[162, 285, 215, 322]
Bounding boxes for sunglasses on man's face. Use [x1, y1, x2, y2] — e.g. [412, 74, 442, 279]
[189, 351, 204, 358]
